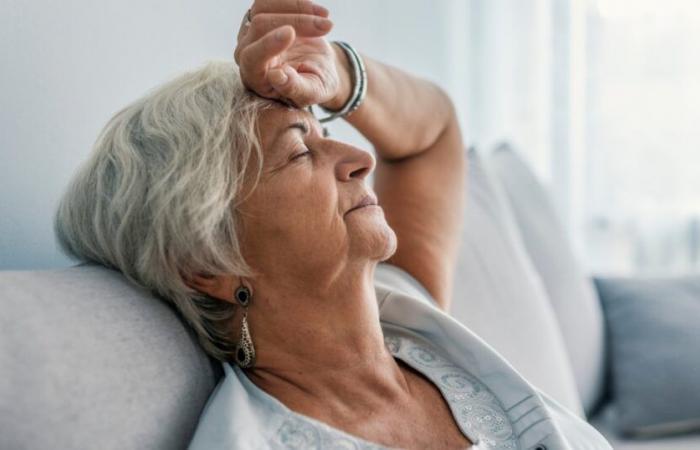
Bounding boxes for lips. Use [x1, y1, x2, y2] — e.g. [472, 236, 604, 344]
[347, 194, 378, 214]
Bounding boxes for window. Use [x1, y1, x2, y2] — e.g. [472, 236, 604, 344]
[584, 0, 700, 275]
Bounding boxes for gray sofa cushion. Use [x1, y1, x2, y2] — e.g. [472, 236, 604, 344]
[594, 276, 700, 437]
[0, 263, 220, 450]
[487, 144, 606, 415]
[591, 406, 700, 449]
[450, 148, 583, 416]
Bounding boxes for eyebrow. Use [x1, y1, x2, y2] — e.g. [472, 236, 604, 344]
[288, 121, 309, 136]
[271, 119, 320, 150]
[269, 122, 304, 152]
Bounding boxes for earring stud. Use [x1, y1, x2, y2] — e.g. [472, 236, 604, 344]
[234, 285, 251, 307]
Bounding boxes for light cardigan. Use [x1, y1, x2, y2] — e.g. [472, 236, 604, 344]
[188, 264, 612, 449]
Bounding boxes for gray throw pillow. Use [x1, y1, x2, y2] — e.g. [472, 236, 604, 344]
[594, 276, 700, 437]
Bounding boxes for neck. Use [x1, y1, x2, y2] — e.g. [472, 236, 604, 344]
[244, 260, 408, 411]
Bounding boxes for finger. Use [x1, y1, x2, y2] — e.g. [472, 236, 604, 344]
[236, 9, 254, 50]
[249, 12, 332, 39]
[268, 64, 320, 107]
[239, 25, 296, 81]
[252, 0, 329, 18]
[236, 12, 331, 63]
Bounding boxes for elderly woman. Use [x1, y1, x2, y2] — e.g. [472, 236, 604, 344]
[55, 1, 612, 449]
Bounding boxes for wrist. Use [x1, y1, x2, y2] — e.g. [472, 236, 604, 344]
[321, 42, 353, 111]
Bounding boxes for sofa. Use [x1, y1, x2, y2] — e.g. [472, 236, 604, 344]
[1, 145, 699, 449]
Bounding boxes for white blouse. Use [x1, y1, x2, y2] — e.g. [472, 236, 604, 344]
[188, 263, 613, 449]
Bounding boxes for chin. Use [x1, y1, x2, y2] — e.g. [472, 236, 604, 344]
[377, 225, 398, 261]
[358, 221, 397, 262]
[346, 207, 397, 261]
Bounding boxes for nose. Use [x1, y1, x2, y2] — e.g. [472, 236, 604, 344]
[334, 142, 376, 182]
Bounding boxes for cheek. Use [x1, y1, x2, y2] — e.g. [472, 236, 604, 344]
[242, 173, 343, 247]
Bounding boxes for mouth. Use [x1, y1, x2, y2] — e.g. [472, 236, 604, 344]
[346, 194, 379, 215]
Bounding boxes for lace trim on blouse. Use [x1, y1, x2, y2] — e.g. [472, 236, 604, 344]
[271, 329, 519, 449]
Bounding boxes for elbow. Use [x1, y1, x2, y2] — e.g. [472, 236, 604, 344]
[430, 83, 463, 152]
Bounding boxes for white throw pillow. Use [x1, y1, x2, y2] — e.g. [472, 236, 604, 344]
[488, 144, 606, 416]
[449, 148, 584, 417]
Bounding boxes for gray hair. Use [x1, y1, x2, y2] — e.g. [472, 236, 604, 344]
[55, 60, 277, 362]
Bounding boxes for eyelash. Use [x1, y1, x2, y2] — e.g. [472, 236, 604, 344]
[291, 148, 312, 160]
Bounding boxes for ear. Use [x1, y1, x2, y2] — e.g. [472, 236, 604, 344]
[183, 272, 238, 304]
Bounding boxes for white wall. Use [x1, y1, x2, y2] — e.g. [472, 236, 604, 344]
[467, 0, 554, 180]
[0, 0, 470, 270]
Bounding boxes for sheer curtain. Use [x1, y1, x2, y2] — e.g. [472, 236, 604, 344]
[465, 0, 585, 258]
[467, 0, 700, 276]
[584, 0, 700, 275]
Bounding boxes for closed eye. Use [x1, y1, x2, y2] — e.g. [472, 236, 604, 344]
[291, 149, 312, 161]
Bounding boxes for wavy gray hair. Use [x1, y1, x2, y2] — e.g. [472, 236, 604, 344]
[55, 60, 277, 362]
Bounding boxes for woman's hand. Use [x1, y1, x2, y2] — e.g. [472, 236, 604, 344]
[234, 0, 346, 109]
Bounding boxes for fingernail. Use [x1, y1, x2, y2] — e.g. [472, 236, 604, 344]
[312, 4, 329, 17]
[269, 69, 288, 85]
[275, 27, 289, 41]
[314, 17, 332, 31]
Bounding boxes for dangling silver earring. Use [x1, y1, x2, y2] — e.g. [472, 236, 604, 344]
[233, 284, 255, 368]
